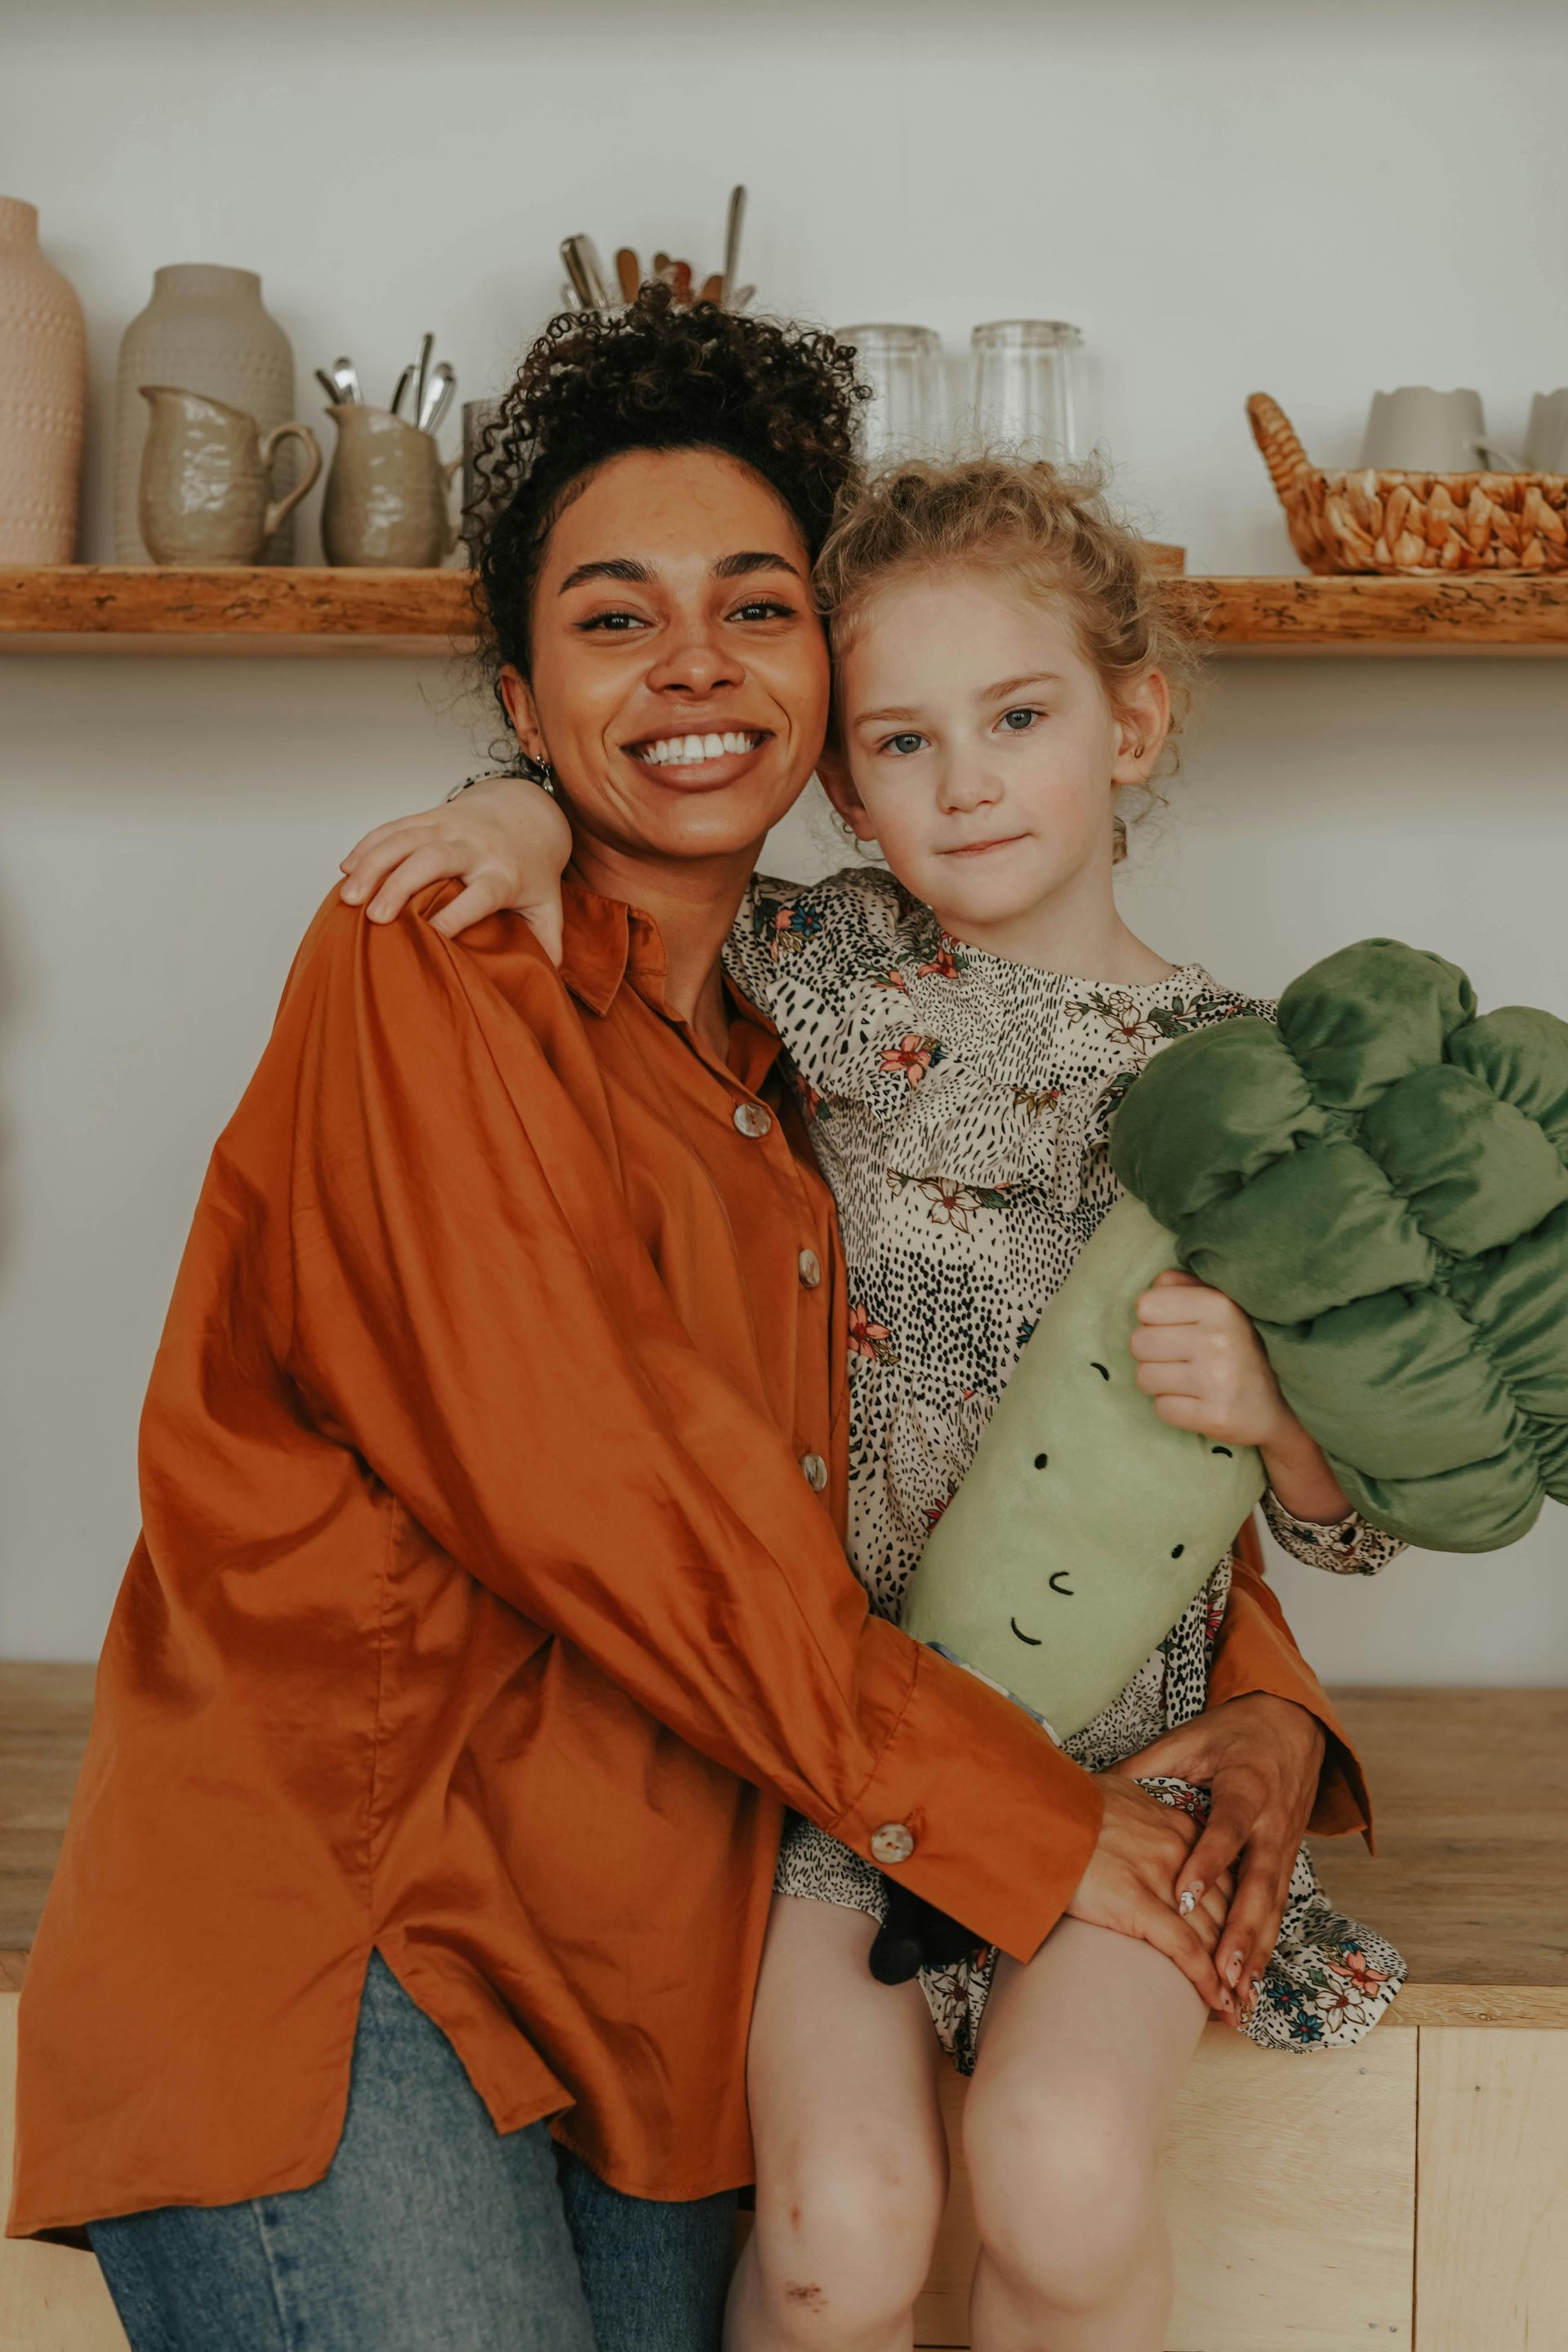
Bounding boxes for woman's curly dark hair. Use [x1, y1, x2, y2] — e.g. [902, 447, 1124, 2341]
[470, 284, 868, 737]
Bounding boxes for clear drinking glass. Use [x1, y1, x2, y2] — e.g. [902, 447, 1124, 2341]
[837, 323, 944, 463]
[969, 319, 1085, 461]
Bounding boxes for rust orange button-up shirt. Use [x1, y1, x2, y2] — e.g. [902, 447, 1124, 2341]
[11, 880, 1366, 2238]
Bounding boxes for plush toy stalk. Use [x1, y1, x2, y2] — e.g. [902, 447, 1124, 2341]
[901, 1193, 1265, 1741]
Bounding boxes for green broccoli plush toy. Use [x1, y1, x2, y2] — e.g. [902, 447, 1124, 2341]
[876, 942, 1568, 1984]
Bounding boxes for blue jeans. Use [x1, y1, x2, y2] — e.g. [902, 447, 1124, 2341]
[89, 1954, 736, 2352]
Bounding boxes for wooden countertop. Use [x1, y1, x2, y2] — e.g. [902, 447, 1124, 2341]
[2, 1667, 1564, 2011]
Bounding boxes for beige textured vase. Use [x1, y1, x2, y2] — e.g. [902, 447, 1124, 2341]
[322, 405, 461, 568]
[0, 197, 87, 564]
[139, 389, 320, 566]
[115, 265, 296, 564]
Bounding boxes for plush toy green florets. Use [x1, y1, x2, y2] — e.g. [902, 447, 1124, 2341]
[1111, 939, 1568, 1552]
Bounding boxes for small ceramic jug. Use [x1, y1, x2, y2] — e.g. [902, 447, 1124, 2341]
[322, 405, 461, 568]
[1524, 390, 1568, 475]
[139, 386, 320, 565]
[1358, 387, 1487, 474]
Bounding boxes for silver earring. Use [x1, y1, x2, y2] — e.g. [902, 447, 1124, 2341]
[518, 751, 556, 794]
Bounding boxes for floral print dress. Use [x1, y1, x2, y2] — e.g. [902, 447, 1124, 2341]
[724, 866, 1405, 2066]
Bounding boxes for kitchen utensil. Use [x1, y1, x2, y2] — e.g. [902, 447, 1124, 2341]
[698, 272, 723, 307]
[322, 402, 461, 567]
[969, 319, 1085, 461]
[671, 261, 693, 305]
[730, 285, 756, 312]
[616, 247, 641, 305]
[412, 332, 434, 429]
[418, 362, 456, 437]
[559, 281, 582, 311]
[138, 385, 320, 565]
[314, 367, 342, 406]
[838, 323, 943, 461]
[561, 238, 597, 309]
[652, 252, 675, 286]
[577, 237, 613, 309]
[390, 363, 414, 419]
[1526, 390, 1568, 473]
[330, 355, 363, 405]
[1248, 391, 1568, 573]
[1359, 387, 1486, 474]
[722, 184, 746, 305]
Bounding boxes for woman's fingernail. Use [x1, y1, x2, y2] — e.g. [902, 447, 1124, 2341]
[1178, 1886, 1200, 1918]
[1226, 1953, 1243, 1987]
[369, 900, 388, 921]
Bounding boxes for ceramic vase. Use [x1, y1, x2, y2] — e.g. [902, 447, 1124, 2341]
[0, 197, 87, 564]
[115, 265, 296, 564]
[322, 405, 461, 568]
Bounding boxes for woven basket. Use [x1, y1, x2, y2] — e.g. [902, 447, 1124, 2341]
[1247, 392, 1568, 574]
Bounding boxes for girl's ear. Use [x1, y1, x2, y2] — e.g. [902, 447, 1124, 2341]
[817, 744, 878, 844]
[1110, 666, 1172, 789]
[500, 665, 549, 768]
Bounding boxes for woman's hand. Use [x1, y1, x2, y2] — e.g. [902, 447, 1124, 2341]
[1067, 1775, 1236, 2018]
[1112, 1692, 1325, 2024]
[1129, 1271, 1352, 1521]
[339, 776, 572, 959]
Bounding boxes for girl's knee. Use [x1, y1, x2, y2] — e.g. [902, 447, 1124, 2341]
[751, 2139, 945, 2345]
[965, 2081, 1156, 2310]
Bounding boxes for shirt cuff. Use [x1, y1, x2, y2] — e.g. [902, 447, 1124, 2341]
[1262, 1488, 1405, 1578]
[1210, 1566, 1374, 1845]
[826, 1633, 1104, 1963]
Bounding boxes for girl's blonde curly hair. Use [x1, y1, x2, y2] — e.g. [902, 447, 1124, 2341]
[813, 455, 1205, 855]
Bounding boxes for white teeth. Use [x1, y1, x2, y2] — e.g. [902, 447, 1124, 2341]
[636, 732, 759, 765]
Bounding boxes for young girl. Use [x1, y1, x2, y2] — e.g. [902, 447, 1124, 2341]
[345, 457, 1404, 2352]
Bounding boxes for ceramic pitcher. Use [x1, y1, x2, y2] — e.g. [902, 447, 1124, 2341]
[117, 265, 296, 564]
[322, 405, 461, 568]
[138, 387, 320, 566]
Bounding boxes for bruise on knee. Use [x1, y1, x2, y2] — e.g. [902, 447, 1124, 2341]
[784, 2281, 825, 2308]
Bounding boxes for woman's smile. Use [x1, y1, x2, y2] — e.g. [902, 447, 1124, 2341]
[626, 726, 773, 788]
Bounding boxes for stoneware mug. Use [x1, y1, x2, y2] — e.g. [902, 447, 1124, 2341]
[139, 386, 320, 565]
[1358, 386, 1487, 474]
[1524, 390, 1568, 475]
[322, 404, 461, 568]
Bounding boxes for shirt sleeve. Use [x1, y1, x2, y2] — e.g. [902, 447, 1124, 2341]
[1210, 1517, 1373, 1844]
[273, 888, 1102, 1961]
[1262, 1490, 1405, 1578]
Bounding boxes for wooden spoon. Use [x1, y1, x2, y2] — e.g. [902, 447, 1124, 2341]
[616, 247, 641, 305]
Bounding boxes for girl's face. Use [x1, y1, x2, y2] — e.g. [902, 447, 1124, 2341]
[501, 446, 831, 872]
[824, 568, 1167, 952]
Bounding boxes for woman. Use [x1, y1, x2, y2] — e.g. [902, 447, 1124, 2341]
[10, 294, 1365, 2352]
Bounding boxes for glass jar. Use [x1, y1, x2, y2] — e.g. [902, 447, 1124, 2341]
[837, 323, 944, 464]
[969, 319, 1085, 462]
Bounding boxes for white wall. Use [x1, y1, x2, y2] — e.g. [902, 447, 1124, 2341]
[2, 0, 1566, 1673]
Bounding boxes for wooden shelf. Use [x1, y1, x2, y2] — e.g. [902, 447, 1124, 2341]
[3, 565, 1568, 656]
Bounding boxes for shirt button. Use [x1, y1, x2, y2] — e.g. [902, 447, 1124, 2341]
[871, 1822, 916, 1868]
[733, 1102, 773, 1140]
[800, 1452, 828, 1493]
[797, 1248, 822, 1289]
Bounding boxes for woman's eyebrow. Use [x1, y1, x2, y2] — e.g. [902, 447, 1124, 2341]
[711, 550, 804, 581]
[558, 557, 653, 592]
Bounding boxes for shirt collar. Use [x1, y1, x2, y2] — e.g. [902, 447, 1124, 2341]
[559, 874, 782, 1059]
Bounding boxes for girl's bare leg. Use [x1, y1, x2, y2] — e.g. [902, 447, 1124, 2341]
[726, 1893, 948, 2352]
[964, 1920, 1207, 2352]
